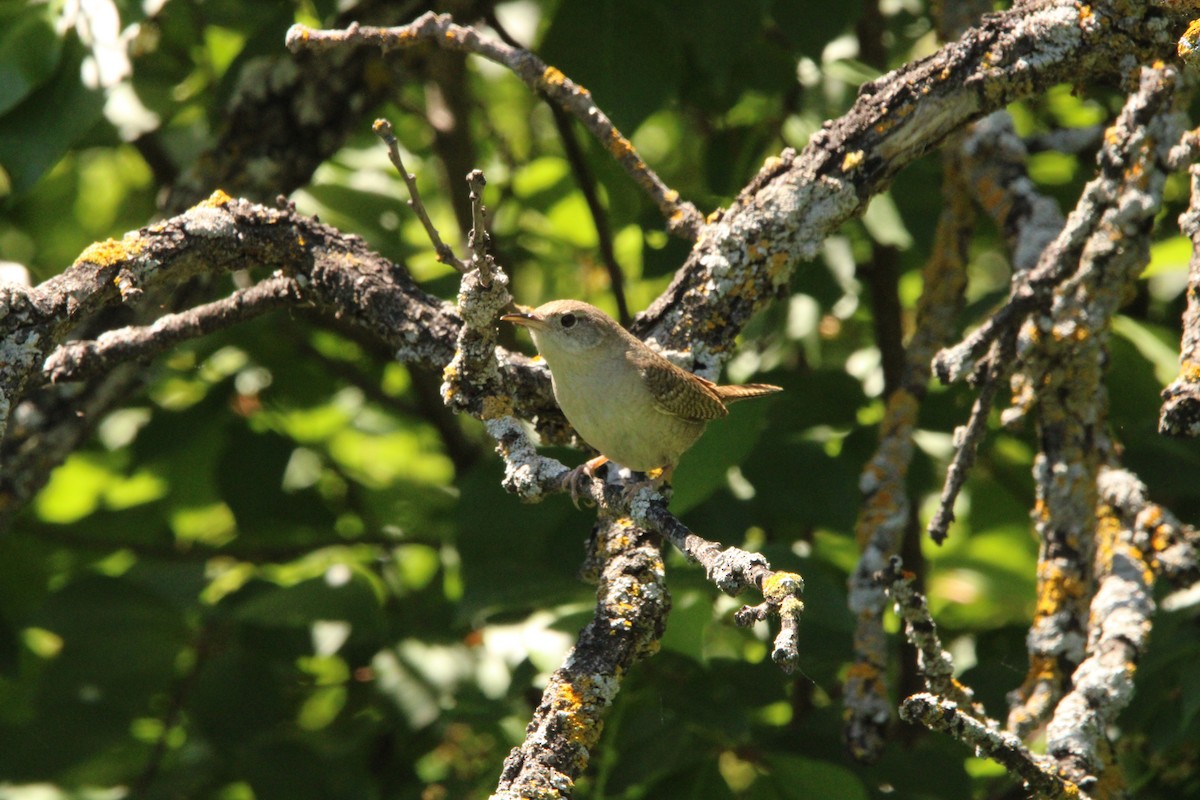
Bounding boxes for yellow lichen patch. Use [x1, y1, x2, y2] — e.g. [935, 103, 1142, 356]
[767, 251, 791, 282]
[1179, 360, 1200, 383]
[441, 363, 460, 399]
[1149, 525, 1174, 562]
[883, 388, 919, 431]
[1031, 654, 1061, 683]
[542, 65, 567, 88]
[199, 189, 233, 208]
[1180, 18, 1200, 60]
[548, 679, 604, 750]
[480, 395, 514, 420]
[74, 236, 146, 270]
[607, 130, 637, 160]
[841, 150, 865, 172]
[845, 660, 880, 682]
[761, 571, 803, 604]
[663, 189, 679, 204]
[1034, 564, 1085, 617]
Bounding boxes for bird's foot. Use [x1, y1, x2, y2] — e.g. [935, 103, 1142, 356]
[561, 455, 609, 508]
[619, 466, 673, 505]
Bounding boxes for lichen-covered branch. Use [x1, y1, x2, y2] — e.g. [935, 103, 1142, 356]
[0, 192, 461, 522]
[634, 0, 1186, 367]
[926, 109, 1069, 542]
[901, 693, 1089, 800]
[492, 514, 670, 799]
[165, 0, 415, 211]
[1160, 161, 1200, 435]
[1098, 467, 1200, 590]
[877, 556, 991, 723]
[1043, 467, 1157, 795]
[1004, 64, 1186, 737]
[635, 498, 805, 672]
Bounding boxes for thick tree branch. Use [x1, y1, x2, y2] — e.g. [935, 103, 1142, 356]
[634, 0, 1185, 364]
[1004, 64, 1185, 738]
[492, 514, 669, 799]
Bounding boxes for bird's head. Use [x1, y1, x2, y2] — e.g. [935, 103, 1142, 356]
[501, 300, 621, 359]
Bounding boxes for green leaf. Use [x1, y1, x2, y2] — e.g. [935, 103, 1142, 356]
[539, 0, 682, 132]
[1143, 235, 1192, 279]
[456, 461, 589, 618]
[757, 754, 869, 799]
[769, 0, 863, 58]
[0, 4, 61, 116]
[672, 386, 780, 513]
[230, 574, 384, 648]
[0, 37, 104, 194]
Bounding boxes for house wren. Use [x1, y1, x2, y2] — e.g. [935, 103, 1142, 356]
[501, 300, 781, 489]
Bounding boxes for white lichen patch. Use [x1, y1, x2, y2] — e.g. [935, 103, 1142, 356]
[183, 206, 237, 239]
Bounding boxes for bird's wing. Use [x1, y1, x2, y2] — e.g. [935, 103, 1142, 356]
[630, 349, 729, 421]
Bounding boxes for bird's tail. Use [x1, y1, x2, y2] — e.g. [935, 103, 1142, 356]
[716, 383, 783, 404]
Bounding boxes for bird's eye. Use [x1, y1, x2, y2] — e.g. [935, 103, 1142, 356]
[559, 313, 576, 329]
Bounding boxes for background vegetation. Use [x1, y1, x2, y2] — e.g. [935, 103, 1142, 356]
[1, 0, 1198, 798]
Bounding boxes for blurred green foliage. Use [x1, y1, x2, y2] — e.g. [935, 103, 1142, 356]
[1, 1, 1199, 799]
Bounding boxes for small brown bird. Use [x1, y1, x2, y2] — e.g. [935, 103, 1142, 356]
[502, 299, 781, 492]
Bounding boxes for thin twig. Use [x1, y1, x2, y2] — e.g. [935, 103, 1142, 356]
[465, 169, 496, 287]
[290, 14, 704, 240]
[372, 118, 469, 273]
[482, 10, 630, 323]
[927, 337, 1013, 543]
[42, 274, 302, 384]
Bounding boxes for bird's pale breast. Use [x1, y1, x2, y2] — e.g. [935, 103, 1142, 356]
[548, 347, 705, 472]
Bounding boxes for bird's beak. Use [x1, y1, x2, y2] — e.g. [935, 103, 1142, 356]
[500, 310, 548, 331]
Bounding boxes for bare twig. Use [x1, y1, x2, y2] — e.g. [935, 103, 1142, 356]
[373, 118, 469, 273]
[290, 14, 705, 240]
[43, 274, 303, 384]
[926, 337, 1013, 544]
